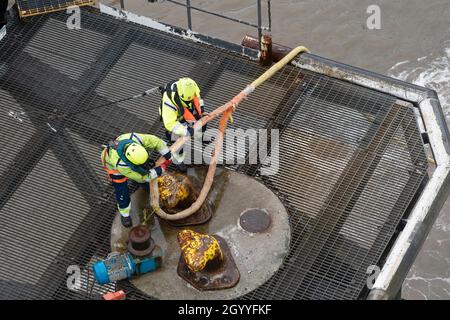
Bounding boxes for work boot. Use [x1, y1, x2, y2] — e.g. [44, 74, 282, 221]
[121, 215, 133, 228]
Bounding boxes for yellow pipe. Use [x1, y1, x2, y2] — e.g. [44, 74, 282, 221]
[251, 46, 310, 88]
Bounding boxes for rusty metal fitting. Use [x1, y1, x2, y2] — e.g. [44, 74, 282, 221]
[127, 225, 155, 257]
[242, 34, 292, 63]
[259, 34, 273, 66]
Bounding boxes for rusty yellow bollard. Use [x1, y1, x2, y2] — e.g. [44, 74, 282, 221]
[177, 229, 223, 272]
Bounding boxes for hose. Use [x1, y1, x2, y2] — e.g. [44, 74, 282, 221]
[150, 46, 310, 220]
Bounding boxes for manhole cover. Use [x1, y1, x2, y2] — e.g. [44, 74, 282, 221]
[239, 209, 271, 233]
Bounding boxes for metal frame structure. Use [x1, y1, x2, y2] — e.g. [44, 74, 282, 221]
[99, 5, 450, 299]
[0, 3, 447, 300]
[291, 54, 450, 299]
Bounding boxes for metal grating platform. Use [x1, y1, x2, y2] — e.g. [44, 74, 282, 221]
[0, 7, 429, 300]
[16, 0, 94, 18]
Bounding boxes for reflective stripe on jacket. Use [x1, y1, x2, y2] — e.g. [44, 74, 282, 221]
[159, 81, 204, 136]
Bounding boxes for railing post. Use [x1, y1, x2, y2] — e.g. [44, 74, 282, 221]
[162, 0, 270, 36]
[257, 0, 262, 52]
[186, 0, 192, 30]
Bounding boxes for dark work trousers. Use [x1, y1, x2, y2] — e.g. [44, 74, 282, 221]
[112, 180, 149, 213]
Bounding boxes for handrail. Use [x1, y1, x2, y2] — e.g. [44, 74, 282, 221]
[120, 0, 272, 51]
[166, 0, 270, 31]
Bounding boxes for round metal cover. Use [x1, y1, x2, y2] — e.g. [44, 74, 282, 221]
[239, 208, 271, 233]
[111, 168, 290, 300]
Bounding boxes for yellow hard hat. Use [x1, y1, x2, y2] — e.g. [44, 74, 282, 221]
[125, 143, 148, 165]
[177, 77, 200, 101]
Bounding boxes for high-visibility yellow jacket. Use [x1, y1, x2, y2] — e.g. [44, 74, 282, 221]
[159, 81, 204, 137]
[101, 132, 170, 183]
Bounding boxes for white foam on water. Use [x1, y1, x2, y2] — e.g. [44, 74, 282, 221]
[388, 48, 450, 120]
[390, 60, 410, 70]
[435, 214, 450, 232]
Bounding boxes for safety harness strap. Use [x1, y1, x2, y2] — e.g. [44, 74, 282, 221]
[115, 138, 149, 176]
[160, 81, 202, 123]
[102, 148, 128, 183]
[103, 135, 149, 177]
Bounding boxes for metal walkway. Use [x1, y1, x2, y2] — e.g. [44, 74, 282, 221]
[0, 7, 428, 299]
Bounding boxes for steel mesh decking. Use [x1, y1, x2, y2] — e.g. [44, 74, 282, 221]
[0, 8, 428, 300]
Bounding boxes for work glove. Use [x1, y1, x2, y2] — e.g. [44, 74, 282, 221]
[148, 160, 171, 180]
[186, 126, 194, 137]
[121, 216, 132, 228]
[160, 159, 172, 171]
[148, 166, 163, 180]
[194, 128, 203, 141]
[171, 150, 184, 165]
[163, 150, 172, 161]
[186, 124, 203, 140]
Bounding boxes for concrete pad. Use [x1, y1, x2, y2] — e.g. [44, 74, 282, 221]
[110, 167, 290, 299]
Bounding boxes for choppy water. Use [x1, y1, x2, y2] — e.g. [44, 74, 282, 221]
[386, 43, 450, 299]
[389, 45, 450, 120]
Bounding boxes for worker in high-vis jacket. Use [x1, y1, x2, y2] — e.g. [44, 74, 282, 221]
[101, 132, 172, 227]
[159, 77, 208, 171]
